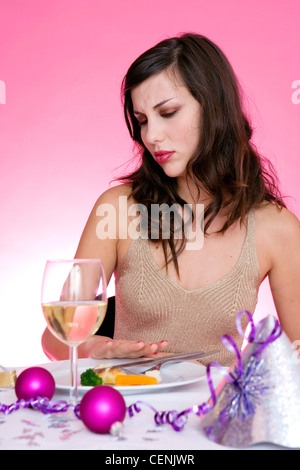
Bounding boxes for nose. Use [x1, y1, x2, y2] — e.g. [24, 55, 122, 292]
[142, 119, 164, 145]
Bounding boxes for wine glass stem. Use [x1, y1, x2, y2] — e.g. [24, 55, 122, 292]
[69, 345, 78, 405]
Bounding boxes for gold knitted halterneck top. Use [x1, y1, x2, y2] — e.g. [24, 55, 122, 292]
[114, 210, 260, 366]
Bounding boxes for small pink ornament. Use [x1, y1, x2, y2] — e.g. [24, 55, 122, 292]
[15, 367, 55, 401]
[80, 386, 126, 434]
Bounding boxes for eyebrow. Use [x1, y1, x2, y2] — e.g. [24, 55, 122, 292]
[133, 98, 175, 115]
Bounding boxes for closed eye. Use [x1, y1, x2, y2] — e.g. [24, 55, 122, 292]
[161, 110, 177, 118]
[137, 110, 178, 126]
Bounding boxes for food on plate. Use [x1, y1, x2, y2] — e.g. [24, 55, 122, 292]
[80, 362, 161, 386]
[80, 368, 103, 386]
[95, 367, 126, 385]
[145, 370, 161, 384]
[0, 370, 17, 387]
[115, 374, 158, 386]
[80, 366, 126, 386]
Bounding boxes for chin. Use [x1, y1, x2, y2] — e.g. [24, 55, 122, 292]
[162, 168, 187, 179]
[160, 162, 187, 179]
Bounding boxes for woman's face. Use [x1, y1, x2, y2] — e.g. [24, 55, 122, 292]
[131, 69, 202, 179]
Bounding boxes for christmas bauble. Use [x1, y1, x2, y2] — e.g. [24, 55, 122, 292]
[15, 367, 55, 401]
[80, 385, 126, 433]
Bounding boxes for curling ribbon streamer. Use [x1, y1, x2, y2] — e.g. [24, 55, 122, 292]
[127, 310, 282, 431]
[0, 396, 79, 416]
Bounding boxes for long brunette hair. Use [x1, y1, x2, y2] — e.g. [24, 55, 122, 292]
[120, 33, 285, 272]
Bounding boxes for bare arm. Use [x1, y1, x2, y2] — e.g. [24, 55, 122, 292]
[267, 208, 300, 344]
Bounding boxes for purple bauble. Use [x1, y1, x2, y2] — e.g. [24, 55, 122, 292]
[15, 367, 55, 401]
[80, 386, 126, 434]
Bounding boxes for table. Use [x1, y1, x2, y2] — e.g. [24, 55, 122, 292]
[0, 366, 283, 451]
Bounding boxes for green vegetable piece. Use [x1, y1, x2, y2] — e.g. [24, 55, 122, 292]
[80, 368, 103, 386]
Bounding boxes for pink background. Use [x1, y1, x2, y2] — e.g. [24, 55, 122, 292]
[1, 0, 299, 366]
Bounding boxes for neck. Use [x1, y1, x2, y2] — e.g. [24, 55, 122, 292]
[176, 175, 231, 234]
[177, 175, 211, 206]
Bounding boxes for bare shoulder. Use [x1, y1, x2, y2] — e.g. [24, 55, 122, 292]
[75, 183, 134, 272]
[255, 202, 299, 238]
[255, 203, 300, 266]
[94, 183, 133, 207]
[77, 183, 133, 242]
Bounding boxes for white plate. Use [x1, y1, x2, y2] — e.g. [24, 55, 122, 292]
[36, 358, 206, 395]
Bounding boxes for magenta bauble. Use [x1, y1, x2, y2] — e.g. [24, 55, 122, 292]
[15, 367, 55, 401]
[80, 386, 126, 433]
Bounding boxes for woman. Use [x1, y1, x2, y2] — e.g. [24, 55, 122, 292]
[42, 33, 300, 366]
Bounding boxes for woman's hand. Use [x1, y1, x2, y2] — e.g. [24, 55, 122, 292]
[42, 327, 169, 361]
[82, 335, 169, 359]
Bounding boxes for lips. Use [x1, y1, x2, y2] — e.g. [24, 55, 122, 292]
[153, 151, 175, 164]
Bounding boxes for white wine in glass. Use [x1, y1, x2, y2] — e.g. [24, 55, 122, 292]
[41, 259, 107, 404]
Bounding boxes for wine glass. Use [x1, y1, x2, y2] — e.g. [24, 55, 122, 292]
[41, 259, 107, 405]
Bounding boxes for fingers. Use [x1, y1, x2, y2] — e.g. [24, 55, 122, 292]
[90, 338, 169, 359]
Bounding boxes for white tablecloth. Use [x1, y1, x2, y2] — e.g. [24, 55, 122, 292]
[0, 367, 282, 451]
